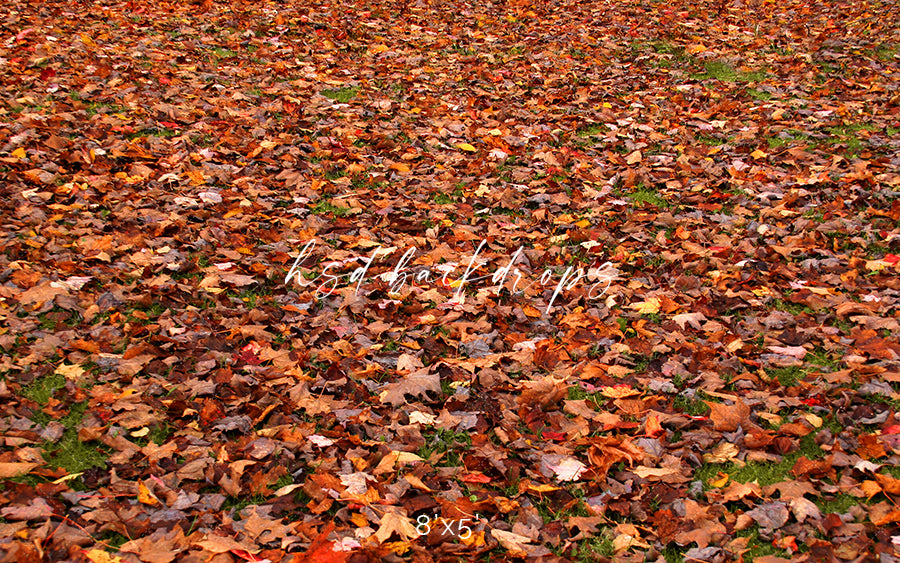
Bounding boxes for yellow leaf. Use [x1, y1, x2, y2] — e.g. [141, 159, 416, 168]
[390, 162, 410, 173]
[709, 472, 730, 488]
[575, 219, 590, 228]
[630, 298, 661, 314]
[600, 385, 639, 399]
[803, 413, 822, 428]
[461, 530, 486, 547]
[702, 442, 739, 464]
[395, 452, 423, 463]
[138, 480, 159, 506]
[384, 541, 411, 555]
[526, 483, 560, 493]
[456, 143, 477, 152]
[55, 363, 85, 381]
[11, 147, 26, 159]
[130, 427, 150, 438]
[185, 170, 206, 186]
[84, 549, 124, 563]
[750, 149, 768, 159]
[601, 102, 612, 109]
[686, 43, 707, 54]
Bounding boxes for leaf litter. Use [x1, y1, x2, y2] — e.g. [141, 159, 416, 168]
[1, 0, 900, 562]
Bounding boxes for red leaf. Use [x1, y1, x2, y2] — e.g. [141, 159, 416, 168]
[462, 472, 492, 484]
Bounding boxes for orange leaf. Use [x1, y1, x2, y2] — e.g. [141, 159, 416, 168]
[462, 472, 492, 484]
[138, 480, 159, 506]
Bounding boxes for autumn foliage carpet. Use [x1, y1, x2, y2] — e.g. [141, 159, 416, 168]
[2, 0, 900, 561]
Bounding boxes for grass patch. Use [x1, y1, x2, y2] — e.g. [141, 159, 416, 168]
[212, 47, 238, 59]
[577, 124, 607, 137]
[767, 129, 810, 148]
[417, 428, 471, 465]
[765, 365, 805, 387]
[872, 42, 898, 61]
[824, 123, 876, 155]
[311, 199, 351, 217]
[772, 298, 815, 315]
[697, 134, 726, 146]
[222, 494, 269, 515]
[629, 185, 669, 208]
[747, 88, 773, 101]
[321, 86, 359, 103]
[21, 373, 66, 404]
[672, 393, 710, 416]
[695, 433, 824, 488]
[816, 493, 862, 515]
[735, 525, 791, 561]
[19, 374, 109, 479]
[693, 61, 766, 83]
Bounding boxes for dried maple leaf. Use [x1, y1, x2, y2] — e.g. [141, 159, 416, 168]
[378, 369, 441, 406]
[372, 510, 418, 544]
[705, 399, 750, 432]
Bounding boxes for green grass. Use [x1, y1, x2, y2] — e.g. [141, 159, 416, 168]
[735, 525, 791, 561]
[697, 134, 726, 146]
[577, 124, 607, 137]
[871, 42, 898, 62]
[222, 494, 269, 516]
[629, 186, 668, 208]
[672, 394, 710, 416]
[747, 88, 774, 101]
[824, 123, 876, 155]
[694, 433, 824, 488]
[212, 47, 238, 59]
[21, 373, 66, 404]
[18, 374, 109, 480]
[662, 544, 686, 562]
[816, 493, 862, 515]
[568, 385, 604, 405]
[97, 531, 130, 550]
[416, 428, 471, 465]
[693, 61, 766, 83]
[766, 365, 805, 387]
[43, 406, 109, 475]
[311, 199, 351, 217]
[321, 86, 359, 103]
[767, 129, 810, 148]
[772, 298, 815, 315]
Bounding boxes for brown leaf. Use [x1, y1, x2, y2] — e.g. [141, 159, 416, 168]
[0, 462, 40, 479]
[373, 510, 417, 544]
[120, 527, 187, 563]
[705, 399, 750, 432]
[379, 368, 441, 405]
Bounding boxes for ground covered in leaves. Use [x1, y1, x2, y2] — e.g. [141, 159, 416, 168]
[2, 0, 900, 561]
